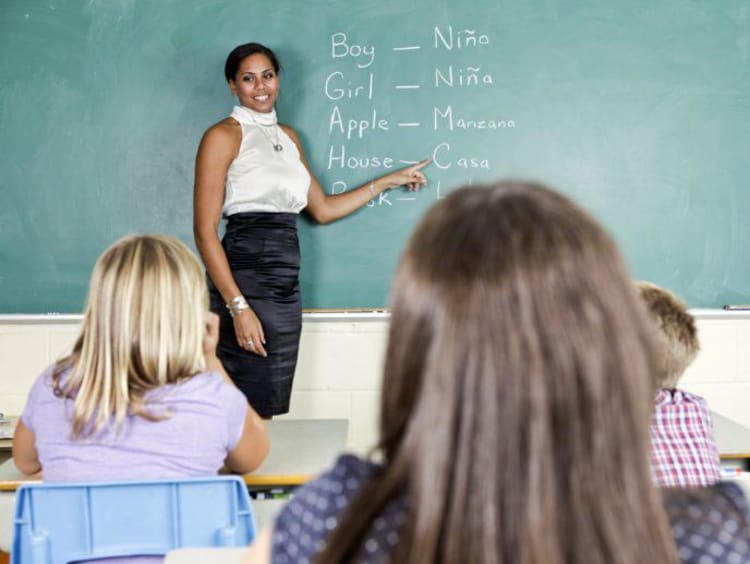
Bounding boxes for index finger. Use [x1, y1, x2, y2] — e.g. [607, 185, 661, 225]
[409, 158, 431, 172]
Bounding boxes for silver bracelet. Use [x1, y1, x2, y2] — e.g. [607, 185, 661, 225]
[368, 182, 377, 199]
[226, 295, 249, 318]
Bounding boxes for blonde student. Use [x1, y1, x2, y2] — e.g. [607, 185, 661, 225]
[638, 282, 722, 487]
[13, 234, 269, 482]
[246, 182, 750, 564]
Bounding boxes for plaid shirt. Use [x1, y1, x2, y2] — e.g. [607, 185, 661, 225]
[649, 389, 722, 487]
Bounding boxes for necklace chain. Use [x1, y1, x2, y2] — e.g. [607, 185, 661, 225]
[250, 114, 283, 152]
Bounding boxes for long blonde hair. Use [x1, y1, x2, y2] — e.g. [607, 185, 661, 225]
[318, 182, 677, 564]
[53, 235, 208, 437]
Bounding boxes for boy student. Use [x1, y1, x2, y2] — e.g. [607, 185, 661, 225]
[638, 282, 722, 487]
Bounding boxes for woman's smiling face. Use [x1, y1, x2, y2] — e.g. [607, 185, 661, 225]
[229, 53, 279, 113]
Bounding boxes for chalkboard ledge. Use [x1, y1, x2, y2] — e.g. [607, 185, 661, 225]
[0, 310, 747, 324]
[690, 309, 750, 320]
[0, 311, 393, 324]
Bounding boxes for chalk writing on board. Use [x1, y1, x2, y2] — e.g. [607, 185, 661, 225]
[324, 72, 374, 100]
[434, 106, 515, 130]
[433, 26, 491, 49]
[329, 107, 389, 139]
[323, 27, 515, 202]
[435, 66, 494, 87]
[330, 33, 376, 68]
[328, 146, 395, 169]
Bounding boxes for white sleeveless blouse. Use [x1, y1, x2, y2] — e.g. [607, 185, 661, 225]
[222, 105, 310, 216]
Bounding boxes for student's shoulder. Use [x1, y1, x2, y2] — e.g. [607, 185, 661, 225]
[21, 364, 69, 425]
[280, 455, 378, 512]
[655, 388, 711, 408]
[178, 371, 243, 400]
[663, 482, 750, 559]
[664, 481, 748, 514]
[32, 364, 68, 395]
[273, 455, 379, 545]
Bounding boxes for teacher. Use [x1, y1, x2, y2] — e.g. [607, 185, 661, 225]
[194, 42, 429, 418]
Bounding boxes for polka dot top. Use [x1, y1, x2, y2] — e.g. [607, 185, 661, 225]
[663, 481, 750, 563]
[272, 454, 405, 564]
[272, 455, 750, 563]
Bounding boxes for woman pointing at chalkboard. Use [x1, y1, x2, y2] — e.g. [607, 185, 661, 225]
[194, 42, 429, 418]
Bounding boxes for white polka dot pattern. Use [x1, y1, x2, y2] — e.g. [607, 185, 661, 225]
[272, 457, 750, 563]
[271, 455, 406, 563]
[664, 482, 750, 563]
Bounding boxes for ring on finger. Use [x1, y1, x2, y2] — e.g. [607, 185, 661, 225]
[246, 340, 254, 349]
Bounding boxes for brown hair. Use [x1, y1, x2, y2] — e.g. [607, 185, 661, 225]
[637, 281, 699, 389]
[316, 182, 677, 564]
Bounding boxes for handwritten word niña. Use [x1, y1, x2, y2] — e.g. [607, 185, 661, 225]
[435, 65, 494, 87]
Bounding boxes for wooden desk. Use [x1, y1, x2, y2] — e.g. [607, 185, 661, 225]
[0, 418, 348, 492]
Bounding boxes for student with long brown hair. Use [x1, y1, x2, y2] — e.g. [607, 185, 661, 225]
[246, 181, 750, 564]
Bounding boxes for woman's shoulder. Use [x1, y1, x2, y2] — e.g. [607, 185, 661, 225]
[199, 118, 241, 149]
[663, 482, 750, 561]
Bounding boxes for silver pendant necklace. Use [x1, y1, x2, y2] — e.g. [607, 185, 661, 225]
[250, 114, 283, 152]
[262, 125, 283, 152]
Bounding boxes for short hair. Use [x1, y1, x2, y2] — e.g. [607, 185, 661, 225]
[637, 281, 699, 389]
[54, 235, 208, 437]
[224, 42, 281, 82]
[318, 182, 677, 564]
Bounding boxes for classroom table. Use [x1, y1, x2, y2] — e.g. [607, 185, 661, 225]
[0, 418, 348, 491]
[712, 412, 750, 467]
[0, 417, 14, 454]
[2, 410, 749, 481]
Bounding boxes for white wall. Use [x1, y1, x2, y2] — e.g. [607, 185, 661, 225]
[2, 311, 750, 453]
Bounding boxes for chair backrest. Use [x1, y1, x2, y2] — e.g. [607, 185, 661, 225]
[11, 476, 256, 564]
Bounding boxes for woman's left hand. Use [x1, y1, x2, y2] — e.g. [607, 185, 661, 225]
[381, 159, 430, 192]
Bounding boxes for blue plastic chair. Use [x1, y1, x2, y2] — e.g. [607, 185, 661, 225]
[11, 476, 256, 564]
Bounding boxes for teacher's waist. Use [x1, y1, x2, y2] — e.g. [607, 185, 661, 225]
[225, 212, 298, 233]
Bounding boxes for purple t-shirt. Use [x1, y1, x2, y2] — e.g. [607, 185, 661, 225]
[21, 367, 248, 482]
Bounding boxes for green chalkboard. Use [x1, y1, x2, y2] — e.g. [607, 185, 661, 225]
[1, 0, 749, 312]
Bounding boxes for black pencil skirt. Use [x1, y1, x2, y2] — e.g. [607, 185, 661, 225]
[209, 212, 302, 417]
